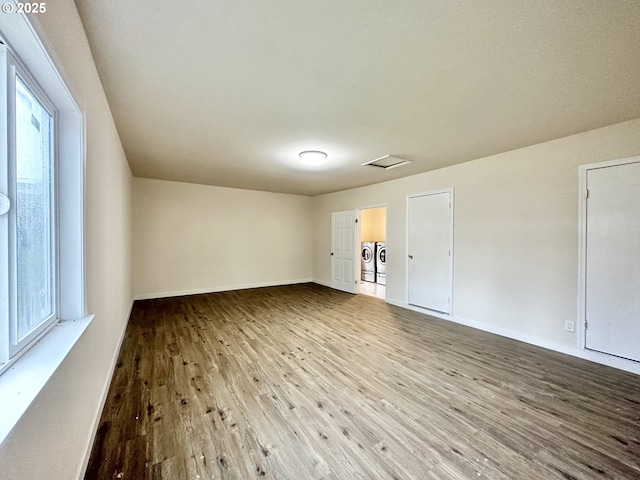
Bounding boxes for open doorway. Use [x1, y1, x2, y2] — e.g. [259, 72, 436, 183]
[359, 206, 387, 299]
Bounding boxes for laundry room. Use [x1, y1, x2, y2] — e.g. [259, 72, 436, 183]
[360, 206, 387, 299]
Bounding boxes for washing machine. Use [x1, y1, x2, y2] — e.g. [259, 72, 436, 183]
[375, 242, 386, 285]
[361, 242, 376, 282]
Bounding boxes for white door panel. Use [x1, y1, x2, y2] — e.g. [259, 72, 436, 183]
[585, 162, 640, 362]
[331, 210, 356, 294]
[408, 191, 453, 313]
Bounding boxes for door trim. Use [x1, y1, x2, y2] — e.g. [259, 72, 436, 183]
[577, 156, 640, 359]
[405, 188, 454, 314]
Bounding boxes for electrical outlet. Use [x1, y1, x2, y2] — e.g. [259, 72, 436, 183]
[565, 321, 575, 332]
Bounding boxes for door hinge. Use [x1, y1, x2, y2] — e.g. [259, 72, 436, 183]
[448, 250, 451, 256]
[355, 218, 358, 223]
[585, 320, 588, 330]
[585, 189, 590, 199]
[448, 297, 451, 304]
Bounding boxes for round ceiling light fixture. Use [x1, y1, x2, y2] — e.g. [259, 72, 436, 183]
[299, 150, 327, 166]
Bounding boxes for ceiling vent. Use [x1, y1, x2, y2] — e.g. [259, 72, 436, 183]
[362, 155, 412, 170]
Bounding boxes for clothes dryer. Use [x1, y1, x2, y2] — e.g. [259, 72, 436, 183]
[375, 242, 386, 285]
[361, 242, 376, 282]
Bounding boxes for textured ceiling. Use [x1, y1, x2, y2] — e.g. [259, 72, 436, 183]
[75, 0, 640, 196]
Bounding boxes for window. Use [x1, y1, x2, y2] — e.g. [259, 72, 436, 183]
[0, 14, 85, 374]
[0, 7, 88, 444]
[14, 59, 58, 355]
[1, 43, 58, 364]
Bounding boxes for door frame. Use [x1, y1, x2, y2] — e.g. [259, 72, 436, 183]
[405, 188, 454, 314]
[355, 204, 388, 299]
[577, 156, 640, 359]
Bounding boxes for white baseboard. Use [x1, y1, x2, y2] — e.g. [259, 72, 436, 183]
[78, 299, 133, 479]
[386, 299, 640, 376]
[134, 278, 314, 301]
[312, 278, 331, 287]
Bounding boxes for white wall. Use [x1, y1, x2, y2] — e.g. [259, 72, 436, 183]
[313, 118, 640, 353]
[0, 2, 133, 479]
[133, 178, 312, 298]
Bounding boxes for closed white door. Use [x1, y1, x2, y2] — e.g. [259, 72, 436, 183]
[585, 161, 640, 362]
[331, 210, 356, 294]
[408, 191, 453, 313]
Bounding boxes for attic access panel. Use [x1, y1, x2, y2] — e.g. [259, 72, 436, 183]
[362, 155, 412, 170]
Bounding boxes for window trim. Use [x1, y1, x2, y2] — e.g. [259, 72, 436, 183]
[7, 55, 60, 357]
[0, 315, 94, 445]
[0, 5, 86, 325]
[0, 43, 9, 366]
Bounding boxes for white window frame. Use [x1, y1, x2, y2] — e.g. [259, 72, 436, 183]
[5, 51, 60, 359]
[0, 3, 93, 446]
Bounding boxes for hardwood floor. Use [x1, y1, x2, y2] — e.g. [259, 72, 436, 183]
[85, 283, 640, 479]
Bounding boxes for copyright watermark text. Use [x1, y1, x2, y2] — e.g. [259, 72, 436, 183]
[2, 3, 47, 14]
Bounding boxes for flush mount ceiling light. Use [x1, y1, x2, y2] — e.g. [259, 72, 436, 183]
[299, 150, 327, 166]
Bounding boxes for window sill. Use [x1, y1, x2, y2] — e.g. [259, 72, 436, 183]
[0, 315, 94, 446]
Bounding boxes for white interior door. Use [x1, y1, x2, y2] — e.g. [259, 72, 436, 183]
[331, 210, 356, 294]
[408, 191, 453, 313]
[585, 161, 640, 362]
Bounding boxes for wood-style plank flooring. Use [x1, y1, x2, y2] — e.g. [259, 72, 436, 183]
[85, 283, 640, 479]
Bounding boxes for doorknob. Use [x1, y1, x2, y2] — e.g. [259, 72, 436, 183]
[408, 254, 413, 259]
[330, 252, 334, 256]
